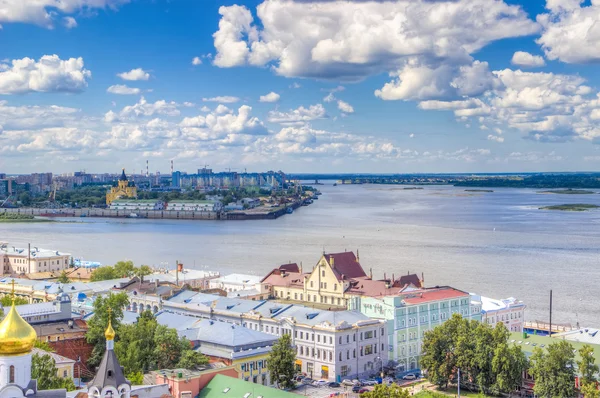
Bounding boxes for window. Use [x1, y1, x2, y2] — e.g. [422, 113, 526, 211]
[63, 370, 68, 377]
[324, 283, 327, 289]
[294, 293, 298, 300]
[339, 336, 342, 344]
[339, 352, 342, 361]
[341, 366, 348, 377]
[313, 295, 317, 302]
[317, 335, 320, 343]
[300, 331, 304, 339]
[353, 334, 356, 342]
[353, 349, 356, 358]
[365, 345, 373, 355]
[329, 336, 332, 344]
[310, 281, 314, 287]
[360, 347, 363, 356]
[322, 270, 325, 277]
[9, 365, 14, 383]
[347, 351, 350, 359]
[365, 331, 373, 339]
[334, 284, 337, 291]
[329, 351, 332, 361]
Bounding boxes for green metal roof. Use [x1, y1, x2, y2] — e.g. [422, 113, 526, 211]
[510, 332, 600, 367]
[198, 374, 297, 398]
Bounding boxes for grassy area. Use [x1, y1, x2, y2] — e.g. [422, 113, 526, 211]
[538, 189, 595, 194]
[539, 203, 600, 211]
[0, 213, 52, 222]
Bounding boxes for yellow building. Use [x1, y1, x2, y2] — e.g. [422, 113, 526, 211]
[106, 169, 137, 205]
[261, 252, 423, 308]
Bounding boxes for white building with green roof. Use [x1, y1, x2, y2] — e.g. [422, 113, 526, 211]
[108, 199, 164, 211]
[166, 200, 222, 212]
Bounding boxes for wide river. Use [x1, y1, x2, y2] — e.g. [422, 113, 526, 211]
[2, 183, 599, 327]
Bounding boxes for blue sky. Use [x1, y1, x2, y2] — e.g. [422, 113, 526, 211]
[1, 0, 600, 174]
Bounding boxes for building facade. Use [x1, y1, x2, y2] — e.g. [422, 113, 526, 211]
[261, 252, 423, 308]
[166, 200, 223, 212]
[109, 199, 164, 211]
[475, 295, 526, 332]
[352, 286, 482, 373]
[162, 296, 387, 382]
[105, 169, 138, 205]
[0, 244, 71, 275]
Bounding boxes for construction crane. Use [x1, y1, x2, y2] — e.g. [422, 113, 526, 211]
[0, 195, 12, 208]
[48, 184, 57, 202]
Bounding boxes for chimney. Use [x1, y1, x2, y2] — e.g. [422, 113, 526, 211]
[330, 256, 335, 267]
[300, 262, 303, 274]
[356, 249, 360, 262]
[369, 268, 373, 279]
[421, 272, 424, 286]
[384, 272, 386, 281]
[392, 273, 395, 282]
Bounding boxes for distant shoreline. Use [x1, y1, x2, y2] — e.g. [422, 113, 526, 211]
[539, 204, 599, 212]
[537, 189, 595, 195]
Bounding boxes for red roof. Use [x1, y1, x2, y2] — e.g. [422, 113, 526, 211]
[325, 252, 366, 280]
[279, 263, 300, 273]
[394, 274, 422, 289]
[400, 287, 468, 304]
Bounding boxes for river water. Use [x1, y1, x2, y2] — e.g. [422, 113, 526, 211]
[1, 183, 599, 327]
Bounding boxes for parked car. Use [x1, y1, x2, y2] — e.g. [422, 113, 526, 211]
[358, 388, 369, 393]
[313, 380, 329, 387]
[302, 378, 314, 385]
[352, 385, 361, 393]
[328, 382, 340, 388]
[341, 379, 355, 386]
[402, 374, 417, 380]
[352, 379, 361, 386]
[295, 375, 304, 382]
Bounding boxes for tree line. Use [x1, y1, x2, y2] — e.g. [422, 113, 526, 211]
[421, 313, 599, 397]
[89, 260, 152, 282]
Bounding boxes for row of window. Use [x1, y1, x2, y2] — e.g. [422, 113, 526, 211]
[278, 289, 346, 306]
[486, 312, 522, 323]
[240, 360, 267, 372]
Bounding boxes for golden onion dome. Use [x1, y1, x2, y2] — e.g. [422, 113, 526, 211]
[0, 302, 37, 356]
[105, 317, 115, 341]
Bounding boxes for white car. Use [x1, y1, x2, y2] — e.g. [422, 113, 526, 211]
[341, 379, 355, 386]
[313, 380, 329, 387]
[402, 374, 417, 380]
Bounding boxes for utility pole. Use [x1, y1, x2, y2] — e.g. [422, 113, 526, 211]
[549, 290, 553, 336]
[28, 243, 31, 274]
[175, 259, 179, 286]
[457, 367, 461, 398]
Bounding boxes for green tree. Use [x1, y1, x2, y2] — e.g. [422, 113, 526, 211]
[56, 271, 70, 284]
[0, 295, 29, 307]
[86, 292, 129, 368]
[90, 266, 118, 282]
[127, 371, 144, 385]
[31, 353, 76, 391]
[34, 340, 56, 352]
[267, 334, 295, 389]
[578, 345, 599, 397]
[529, 340, 576, 398]
[134, 265, 152, 281]
[115, 311, 158, 374]
[19, 192, 32, 206]
[361, 383, 410, 398]
[492, 342, 527, 394]
[153, 325, 187, 369]
[177, 349, 209, 369]
[114, 261, 135, 278]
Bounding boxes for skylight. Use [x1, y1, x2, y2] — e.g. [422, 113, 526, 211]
[223, 388, 230, 393]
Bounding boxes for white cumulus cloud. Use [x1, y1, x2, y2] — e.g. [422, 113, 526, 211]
[117, 68, 150, 81]
[337, 100, 354, 114]
[192, 57, 202, 66]
[212, 0, 538, 82]
[0, 0, 130, 28]
[487, 135, 505, 143]
[537, 2, 600, 64]
[107, 84, 141, 95]
[202, 96, 240, 103]
[63, 16, 77, 29]
[259, 92, 280, 103]
[268, 104, 326, 124]
[0, 55, 91, 95]
[511, 51, 545, 68]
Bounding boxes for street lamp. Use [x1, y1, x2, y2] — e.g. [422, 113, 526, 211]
[375, 356, 384, 382]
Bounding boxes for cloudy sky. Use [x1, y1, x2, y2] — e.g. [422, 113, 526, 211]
[1, 0, 600, 174]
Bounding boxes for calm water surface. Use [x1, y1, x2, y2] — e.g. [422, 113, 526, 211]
[1, 184, 599, 327]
